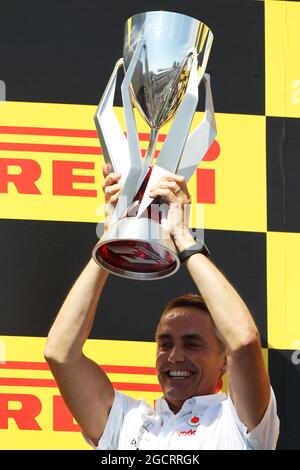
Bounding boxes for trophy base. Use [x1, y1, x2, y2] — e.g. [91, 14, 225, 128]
[92, 217, 180, 280]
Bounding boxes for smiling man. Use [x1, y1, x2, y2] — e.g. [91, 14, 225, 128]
[44, 165, 279, 450]
[155, 296, 227, 411]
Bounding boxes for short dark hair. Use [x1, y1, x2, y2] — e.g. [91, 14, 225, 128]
[159, 293, 226, 353]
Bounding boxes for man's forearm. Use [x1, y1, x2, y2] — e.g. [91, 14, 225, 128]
[45, 258, 109, 363]
[174, 233, 259, 352]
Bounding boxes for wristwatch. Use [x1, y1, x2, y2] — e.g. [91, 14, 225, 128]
[178, 241, 210, 264]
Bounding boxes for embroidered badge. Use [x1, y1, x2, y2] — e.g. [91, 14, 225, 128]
[187, 415, 200, 427]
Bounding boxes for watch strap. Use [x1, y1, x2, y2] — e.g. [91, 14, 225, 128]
[178, 241, 210, 264]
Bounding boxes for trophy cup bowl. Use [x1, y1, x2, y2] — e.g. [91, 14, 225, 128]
[123, 11, 210, 129]
[92, 11, 216, 280]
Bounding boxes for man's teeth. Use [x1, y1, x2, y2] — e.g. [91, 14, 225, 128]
[169, 371, 192, 378]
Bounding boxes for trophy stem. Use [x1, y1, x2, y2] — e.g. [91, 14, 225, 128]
[143, 128, 159, 168]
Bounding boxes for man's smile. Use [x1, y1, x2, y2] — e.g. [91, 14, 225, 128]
[162, 369, 197, 381]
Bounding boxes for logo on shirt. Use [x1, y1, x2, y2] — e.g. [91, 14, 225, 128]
[177, 429, 197, 436]
[177, 416, 201, 436]
[188, 415, 201, 427]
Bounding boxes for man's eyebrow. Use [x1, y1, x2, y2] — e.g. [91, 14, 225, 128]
[156, 333, 206, 342]
[182, 334, 207, 343]
[156, 334, 172, 341]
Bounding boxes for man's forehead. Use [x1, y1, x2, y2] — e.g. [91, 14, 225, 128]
[156, 308, 213, 337]
[160, 307, 211, 325]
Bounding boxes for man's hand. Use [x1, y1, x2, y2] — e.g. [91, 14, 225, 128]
[101, 163, 122, 233]
[100, 168, 193, 248]
[149, 173, 192, 245]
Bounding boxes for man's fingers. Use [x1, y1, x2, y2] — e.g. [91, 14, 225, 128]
[102, 162, 114, 178]
[150, 179, 190, 203]
[102, 162, 109, 178]
[110, 190, 121, 204]
[101, 172, 121, 191]
[166, 174, 188, 192]
[160, 181, 180, 193]
[104, 183, 121, 197]
[159, 173, 185, 185]
[152, 173, 189, 197]
[101, 166, 121, 229]
[105, 191, 121, 217]
[149, 187, 178, 203]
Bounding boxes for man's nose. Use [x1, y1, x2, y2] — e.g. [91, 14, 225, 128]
[168, 345, 185, 363]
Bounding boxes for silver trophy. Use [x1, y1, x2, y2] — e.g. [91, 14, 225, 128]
[92, 11, 216, 280]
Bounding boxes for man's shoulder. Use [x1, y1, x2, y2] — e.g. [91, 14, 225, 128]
[192, 393, 229, 410]
[114, 390, 155, 416]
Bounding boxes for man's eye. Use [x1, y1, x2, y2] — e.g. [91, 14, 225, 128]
[160, 343, 172, 349]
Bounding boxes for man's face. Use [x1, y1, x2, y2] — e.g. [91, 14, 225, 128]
[155, 307, 227, 413]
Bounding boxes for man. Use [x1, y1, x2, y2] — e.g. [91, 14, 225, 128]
[44, 164, 279, 450]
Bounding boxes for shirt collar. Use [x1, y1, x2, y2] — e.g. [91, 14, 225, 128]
[156, 393, 227, 420]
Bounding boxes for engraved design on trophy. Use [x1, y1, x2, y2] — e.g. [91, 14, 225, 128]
[92, 11, 216, 280]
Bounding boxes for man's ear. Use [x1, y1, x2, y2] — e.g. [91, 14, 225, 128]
[220, 353, 227, 375]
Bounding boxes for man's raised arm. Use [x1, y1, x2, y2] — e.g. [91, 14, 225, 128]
[175, 233, 270, 432]
[44, 165, 122, 447]
[149, 173, 270, 433]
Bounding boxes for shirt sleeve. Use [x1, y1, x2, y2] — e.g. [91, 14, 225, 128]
[96, 389, 140, 450]
[227, 386, 280, 450]
[81, 389, 124, 450]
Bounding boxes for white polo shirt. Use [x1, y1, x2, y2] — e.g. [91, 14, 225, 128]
[92, 388, 279, 450]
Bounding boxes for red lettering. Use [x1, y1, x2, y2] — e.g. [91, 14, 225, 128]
[177, 429, 196, 436]
[202, 140, 220, 161]
[0, 158, 41, 194]
[0, 393, 42, 430]
[0, 139, 220, 201]
[52, 161, 97, 197]
[197, 168, 215, 204]
[53, 396, 80, 432]
[196, 140, 220, 204]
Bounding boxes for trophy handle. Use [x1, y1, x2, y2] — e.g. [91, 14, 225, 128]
[94, 58, 129, 179]
[95, 44, 146, 225]
[176, 73, 217, 183]
[136, 47, 199, 218]
[117, 39, 148, 220]
[196, 29, 214, 85]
